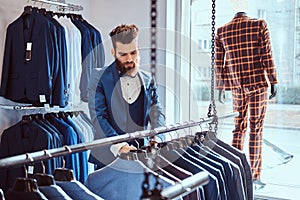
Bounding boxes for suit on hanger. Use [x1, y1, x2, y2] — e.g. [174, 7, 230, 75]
[0, 9, 65, 107]
[190, 144, 239, 200]
[202, 139, 246, 200]
[0, 121, 52, 193]
[56, 180, 103, 200]
[85, 157, 173, 200]
[214, 137, 253, 200]
[160, 147, 219, 200]
[39, 184, 72, 200]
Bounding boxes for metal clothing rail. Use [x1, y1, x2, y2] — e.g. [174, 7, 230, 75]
[30, 0, 83, 11]
[0, 112, 238, 169]
[161, 171, 210, 199]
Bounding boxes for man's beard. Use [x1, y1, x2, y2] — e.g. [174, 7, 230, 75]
[115, 58, 136, 75]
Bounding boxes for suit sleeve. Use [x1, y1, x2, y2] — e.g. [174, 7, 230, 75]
[0, 26, 12, 96]
[260, 20, 278, 84]
[94, 77, 119, 138]
[148, 80, 166, 129]
[0, 130, 9, 192]
[214, 28, 226, 90]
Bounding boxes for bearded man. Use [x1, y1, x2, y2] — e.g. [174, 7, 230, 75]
[88, 24, 165, 168]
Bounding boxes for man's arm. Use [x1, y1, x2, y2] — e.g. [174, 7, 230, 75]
[94, 79, 119, 137]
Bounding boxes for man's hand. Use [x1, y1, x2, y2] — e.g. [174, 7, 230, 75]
[119, 144, 137, 154]
[218, 89, 225, 104]
[269, 84, 277, 100]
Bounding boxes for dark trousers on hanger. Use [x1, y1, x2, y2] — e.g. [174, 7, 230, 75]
[231, 86, 268, 180]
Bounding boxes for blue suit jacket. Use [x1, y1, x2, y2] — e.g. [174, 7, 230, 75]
[85, 158, 173, 200]
[0, 9, 66, 107]
[0, 121, 52, 193]
[94, 62, 165, 138]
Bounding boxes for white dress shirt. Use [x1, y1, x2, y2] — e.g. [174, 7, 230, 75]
[119, 74, 141, 104]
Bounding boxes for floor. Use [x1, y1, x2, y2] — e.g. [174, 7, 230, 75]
[214, 102, 300, 200]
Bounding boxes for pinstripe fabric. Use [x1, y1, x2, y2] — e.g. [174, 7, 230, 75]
[214, 13, 278, 180]
[231, 86, 268, 179]
[215, 13, 277, 90]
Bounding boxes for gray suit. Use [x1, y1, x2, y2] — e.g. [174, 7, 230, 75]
[85, 158, 174, 200]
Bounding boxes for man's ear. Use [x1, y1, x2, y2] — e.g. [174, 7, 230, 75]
[111, 48, 115, 56]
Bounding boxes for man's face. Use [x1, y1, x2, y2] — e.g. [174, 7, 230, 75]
[113, 39, 140, 75]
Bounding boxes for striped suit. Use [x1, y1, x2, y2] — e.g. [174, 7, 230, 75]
[214, 12, 278, 180]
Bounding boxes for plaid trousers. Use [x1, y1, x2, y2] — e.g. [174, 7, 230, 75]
[231, 86, 268, 180]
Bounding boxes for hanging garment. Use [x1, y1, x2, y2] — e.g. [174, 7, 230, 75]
[204, 131, 253, 200]
[85, 157, 174, 200]
[56, 180, 103, 200]
[0, 120, 53, 193]
[55, 16, 82, 105]
[158, 144, 220, 200]
[6, 178, 47, 200]
[0, 8, 67, 107]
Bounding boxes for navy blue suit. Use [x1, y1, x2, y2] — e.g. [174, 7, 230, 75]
[214, 137, 253, 200]
[39, 185, 72, 200]
[0, 9, 66, 107]
[85, 158, 173, 200]
[190, 144, 239, 200]
[203, 139, 247, 200]
[56, 181, 103, 200]
[0, 121, 52, 193]
[160, 147, 220, 200]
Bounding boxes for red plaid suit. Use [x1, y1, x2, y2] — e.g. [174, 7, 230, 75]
[215, 12, 278, 180]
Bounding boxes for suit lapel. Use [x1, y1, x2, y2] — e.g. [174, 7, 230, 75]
[111, 63, 127, 126]
[138, 71, 151, 123]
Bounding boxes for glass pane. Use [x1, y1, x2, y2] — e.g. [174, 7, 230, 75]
[187, 0, 300, 199]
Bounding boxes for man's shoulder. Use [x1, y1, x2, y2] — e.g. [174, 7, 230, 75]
[95, 63, 116, 75]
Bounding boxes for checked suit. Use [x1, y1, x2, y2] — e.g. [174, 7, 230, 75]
[214, 12, 278, 179]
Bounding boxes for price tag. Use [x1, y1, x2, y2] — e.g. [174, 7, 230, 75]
[39, 95, 46, 103]
[25, 42, 32, 61]
[28, 165, 34, 175]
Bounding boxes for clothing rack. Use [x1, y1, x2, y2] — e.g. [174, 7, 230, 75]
[0, 112, 238, 169]
[160, 171, 210, 199]
[30, 0, 83, 11]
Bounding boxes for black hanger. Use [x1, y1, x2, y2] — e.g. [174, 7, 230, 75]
[22, 5, 33, 16]
[53, 155, 75, 182]
[38, 8, 47, 15]
[11, 177, 38, 192]
[194, 131, 207, 144]
[33, 161, 55, 186]
[21, 115, 33, 126]
[58, 111, 68, 121]
[53, 168, 74, 182]
[33, 173, 55, 187]
[44, 113, 56, 124]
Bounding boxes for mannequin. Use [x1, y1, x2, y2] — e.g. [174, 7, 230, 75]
[215, 0, 278, 189]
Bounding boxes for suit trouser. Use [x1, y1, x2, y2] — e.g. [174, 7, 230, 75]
[231, 86, 268, 180]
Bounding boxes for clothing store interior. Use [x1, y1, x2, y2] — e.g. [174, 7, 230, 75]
[0, 0, 299, 199]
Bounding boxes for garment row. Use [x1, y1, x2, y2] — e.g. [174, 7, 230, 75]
[0, 111, 95, 194]
[0, 6, 105, 107]
[84, 131, 253, 200]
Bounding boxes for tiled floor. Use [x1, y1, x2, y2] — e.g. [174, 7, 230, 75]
[214, 102, 300, 200]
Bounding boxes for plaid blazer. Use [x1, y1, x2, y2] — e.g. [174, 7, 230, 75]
[214, 13, 278, 90]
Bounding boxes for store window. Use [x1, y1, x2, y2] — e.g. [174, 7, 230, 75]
[166, 0, 300, 199]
